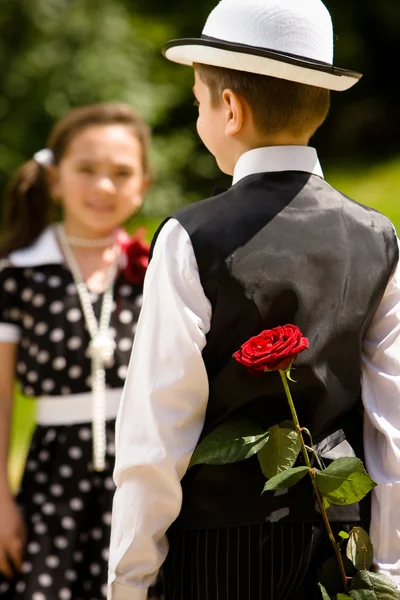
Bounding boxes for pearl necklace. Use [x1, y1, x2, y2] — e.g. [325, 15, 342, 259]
[57, 224, 120, 471]
[61, 232, 116, 248]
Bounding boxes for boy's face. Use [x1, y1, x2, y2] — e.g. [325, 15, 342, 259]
[193, 70, 234, 175]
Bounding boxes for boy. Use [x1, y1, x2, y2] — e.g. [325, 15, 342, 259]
[108, 0, 400, 598]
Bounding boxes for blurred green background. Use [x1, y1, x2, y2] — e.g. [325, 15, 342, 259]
[2, 0, 400, 488]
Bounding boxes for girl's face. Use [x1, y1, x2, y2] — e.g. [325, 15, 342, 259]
[49, 124, 148, 237]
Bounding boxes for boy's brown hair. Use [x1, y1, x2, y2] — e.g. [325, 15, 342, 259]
[195, 63, 330, 139]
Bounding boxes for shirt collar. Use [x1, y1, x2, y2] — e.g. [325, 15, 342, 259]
[9, 225, 64, 267]
[232, 146, 324, 185]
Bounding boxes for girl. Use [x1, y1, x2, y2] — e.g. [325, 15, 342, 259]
[0, 103, 156, 599]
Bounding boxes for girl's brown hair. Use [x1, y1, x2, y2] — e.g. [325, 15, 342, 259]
[0, 102, 151, 257]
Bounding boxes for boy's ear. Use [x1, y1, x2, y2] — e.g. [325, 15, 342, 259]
[222, 89, 244, 137]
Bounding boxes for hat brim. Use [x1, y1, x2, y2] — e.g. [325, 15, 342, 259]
[163, 36, 362, 91]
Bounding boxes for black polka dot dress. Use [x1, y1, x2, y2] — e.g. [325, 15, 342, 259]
[0, 227, 156, 600]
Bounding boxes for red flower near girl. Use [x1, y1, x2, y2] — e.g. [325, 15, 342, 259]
[233, 325, 309, 374]
[118, 228, 150, 286]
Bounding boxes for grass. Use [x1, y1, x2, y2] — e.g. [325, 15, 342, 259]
[8, 156, 400, 488]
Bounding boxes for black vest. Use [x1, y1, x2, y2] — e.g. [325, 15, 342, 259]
[157, 171, 398, 529]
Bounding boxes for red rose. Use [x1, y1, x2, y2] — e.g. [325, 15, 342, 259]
[233, 325, 309, 374]
[118, 228, 150, 286]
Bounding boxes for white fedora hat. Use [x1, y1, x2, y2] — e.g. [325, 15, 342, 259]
[163, 0, 362, 91]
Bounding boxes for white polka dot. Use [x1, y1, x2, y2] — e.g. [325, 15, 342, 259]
[35, 472, 48, 484]
[69, 446, 82, 460]
[72, 551, 83, 563]
[32, 294, 46, 307]
[132, 323, 138, 335]
[59, 464, 73, 477]
[27, 371, 39, 383]
[9, 307, 20, 320]
[92, 528, 102, 540]
[32, 513, 41, 523]
[119, 309, 133, 324]
[33, 593, 46, 600]
[48, 275, 62, 287]
[103, 512, 112, 526]
[50, 328, 64, 342]
[89, 292, 99, 303]
[0, 583, 8, 593]
[118, 365, 128, 380]
[119, 284, 133, 296]
[49, 300, 64, 314]
[61, 516, 75, 530]
[34, 522, 47, 535]
[67, 308, 81, 322]
[46, 555, 60, 568]
[38, 573, 53, 587]
[33, 493, 46, 505]
[107, 441, 115, 456]
[17, 362, 27, 374]
[42, 379, 55, 392]
[59, 588, 71, 600]
[16, 581, 26, 593]
[22, 561, 33, 573]
[42, 502, 56, 515]
[70, 497, 84, 511]
[37, 350, 50, 364]
[39, 449, 50, 461]
[22, 288, 34, 302]
[118, 338, 132, 352]
[34, 322, 48, 336]
[54, 536, 68, 549]
[28, 344, 39, 357]
[33, 272, 46, 283]
[90, 563, 101, 576]
[27, 541, 41, 554]
[78, 428, 91, 441]
[45, 428, 57, 442]
[50, 483, 64, 496]
[65, 569, 77, 581]
[67, 336, 82, 350]
[53, 356, 66, 370]
[109, 327, 117, 338]
[78, 479, 91, 492]
[4, 278, 17, 292]
[101, 547, 109, 561]
[85, 375, 92, 387]
[24, 385, 35, 396]
[23, 314, 34, 328]
[27, 459, 38, 471]
[68, 365, 82, 379]
[101, 584, 108, 597]
[104, 476, 115, 490]
[135, 295, 143, 308]
[61, 386, 71, 394]
[66, 283, 76, 295]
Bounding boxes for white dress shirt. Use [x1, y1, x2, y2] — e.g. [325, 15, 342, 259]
[108, 146, 400, 599]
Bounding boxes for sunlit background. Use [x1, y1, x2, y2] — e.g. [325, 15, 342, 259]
[2, 0, 399, 486]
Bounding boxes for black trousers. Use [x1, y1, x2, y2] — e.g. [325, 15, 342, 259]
[163, 521, 353, 600]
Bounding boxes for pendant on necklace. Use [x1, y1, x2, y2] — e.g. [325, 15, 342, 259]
[88, 332, 116, 366]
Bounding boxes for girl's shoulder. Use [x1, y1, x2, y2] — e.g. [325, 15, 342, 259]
[6, 225, 63, 270]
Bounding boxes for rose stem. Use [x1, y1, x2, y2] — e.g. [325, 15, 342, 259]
[279, 369, 348, 593]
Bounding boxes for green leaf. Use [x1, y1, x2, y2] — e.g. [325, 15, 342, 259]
[337, 595, 352, 599]
[346, 527, 373, 571]
[319, 556, 347, 595]
[315, 458, 376, 507]
[257, 422, 301, 479]
[262, 466, 309, 492]
[189, 419, 270, 468]
[339, 531, 350, 540]
[318, 582, 332, 600]
[349, 570, 400, 599]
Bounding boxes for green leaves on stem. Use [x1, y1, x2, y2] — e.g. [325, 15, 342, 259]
[315, 459, 376, 509]
[257, 421, 301, 479]
[189, 419, 270, 467]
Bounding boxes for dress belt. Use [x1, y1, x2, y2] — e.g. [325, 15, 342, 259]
[36, 388, 122, 426]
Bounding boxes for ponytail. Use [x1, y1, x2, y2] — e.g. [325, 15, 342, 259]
[0, 159, 54, 258]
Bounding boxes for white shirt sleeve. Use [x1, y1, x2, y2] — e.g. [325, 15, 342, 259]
[362, 241, 400, 586]
[107, 218, 212, 600]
